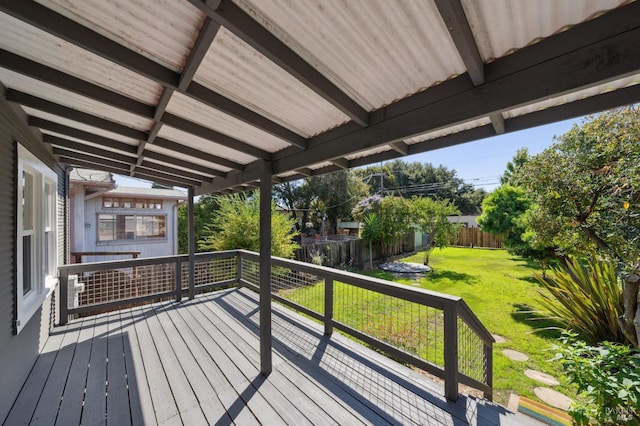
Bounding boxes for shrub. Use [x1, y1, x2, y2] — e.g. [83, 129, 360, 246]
[535, 256, 627, 345]
[553, 333, 640, 425]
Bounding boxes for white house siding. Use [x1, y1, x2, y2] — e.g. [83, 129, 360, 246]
[0, 89, 63, 422]
[79, 195, 181, 262]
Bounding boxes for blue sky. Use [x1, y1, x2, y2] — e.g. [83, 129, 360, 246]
[114, 117, 582, 193]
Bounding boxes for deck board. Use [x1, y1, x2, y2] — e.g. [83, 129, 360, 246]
[6, 287, 542, 425]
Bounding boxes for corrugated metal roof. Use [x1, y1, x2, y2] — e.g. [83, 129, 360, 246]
[463, 0, 629, 62]
[195, 27, 350, 137]
[0, 0, 638, 194]
[235, 0, 467, 111]
[35, 0, 205, 72]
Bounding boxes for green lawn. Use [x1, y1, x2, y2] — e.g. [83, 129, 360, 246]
[378, 247, 572, 405]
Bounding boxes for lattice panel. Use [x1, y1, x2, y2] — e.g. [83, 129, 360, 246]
[77, 264, 175, 307]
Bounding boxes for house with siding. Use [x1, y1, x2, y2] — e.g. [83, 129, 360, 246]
[70, 168, 186, 262]
[1, 1, 638, 424]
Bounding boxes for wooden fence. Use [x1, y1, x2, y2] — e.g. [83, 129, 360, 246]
[450, 227, 503, 249]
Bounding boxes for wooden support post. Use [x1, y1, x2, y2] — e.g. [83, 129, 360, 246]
[237, 252, 243, 287]
[259, 161, 273, 375]
[59, 268, 69, 326]
[443, 301, 459, 401]
[188, 186, 195, 299]
[324, 277, 333, 336]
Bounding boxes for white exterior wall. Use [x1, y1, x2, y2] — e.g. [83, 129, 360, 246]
[447, 215, 479, 227]
[80, 196, 180, 262]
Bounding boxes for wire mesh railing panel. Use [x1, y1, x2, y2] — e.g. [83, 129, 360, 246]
[75, 262, 176, 308]
[241, 258, 259, 287]
[181, 256, 237, 289]
[457, 317, 487, 384]
[333, 282, 445, 367]
[272, 266, 325, 317]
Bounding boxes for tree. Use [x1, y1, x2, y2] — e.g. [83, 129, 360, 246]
[516, 106, 640, 347]
[352, 195, 413, 260]
[177, 195, 219, 254]
[478, 185, 532, 254]
[354, 160, 486, 214]
[411, 197, 461, 265]
[501, 148, 530, 185]
[199, 192, 299, 259]
[360, 213, 383, 269]
[274, 170, 368, 234]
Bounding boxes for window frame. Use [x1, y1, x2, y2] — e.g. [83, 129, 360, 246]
[96, 213, 167, 242]
[15, 143, 58, 334]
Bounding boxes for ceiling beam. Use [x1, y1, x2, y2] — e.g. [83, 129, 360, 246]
[295, 168, 312, 177]
[31, 117, 138, 154]
[196, 160, 265, 195]
[161, 112, 270, 161]
[153, 137, 244, 171]
[60, 156, 131, 175]
[44, 134, 135, 161]
[143, 150, 226, 178]
[489, 113, 505, 135]
[434, 0, 484, 86]
[53, 147, 132, 168]
[133, 167, 202, 187]
[6, 90, 148, 140]
[389, 141, 408, 155]
[271, 19, 640, 174]
[330, 158, 349, 170]
[186, 0, 369, 127]
[139, 160, 213, 183]
[0, 0, 307, 148]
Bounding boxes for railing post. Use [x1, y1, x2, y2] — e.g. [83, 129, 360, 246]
[188, 186, 195, 299]
[176, 258, 182, 302]
[237, 252, 243, 288]
[443, 301, 459, 401]
[484, 342, 493, 401]
[324, 277, 333, 336]
[59, 268, 69, 326]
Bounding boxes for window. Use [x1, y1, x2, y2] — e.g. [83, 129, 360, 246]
[103, 197, 162, 209]
[16, 143, 58, 334]
[98, 214, 166, 241]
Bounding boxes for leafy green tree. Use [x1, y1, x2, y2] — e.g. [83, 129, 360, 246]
[501, 148, 530, 185]
[516, 106, 640, 347]
[411, 197, 460, 265]
[177, 195, 219, 254]
[274, 170, 368, 234]
[199, 192, 299, 259]
[478, 185, 532, 253]
[352, 195, 413, 260]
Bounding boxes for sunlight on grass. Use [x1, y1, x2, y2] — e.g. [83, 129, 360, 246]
[401, 247, 572, 404]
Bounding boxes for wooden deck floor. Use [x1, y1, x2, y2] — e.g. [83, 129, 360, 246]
[5, 287, 541, 425]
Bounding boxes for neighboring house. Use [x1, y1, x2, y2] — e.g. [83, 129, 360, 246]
[70, 169, 186, 262]
[447, 215, 479, 228]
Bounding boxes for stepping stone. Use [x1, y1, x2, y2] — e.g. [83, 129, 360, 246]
[525, 369, 560, 386]
[492, 334, 506, 343]
[502, 349, 529, 361]
[534, 387, 573, 411]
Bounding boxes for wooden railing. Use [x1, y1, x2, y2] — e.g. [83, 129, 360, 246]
[58, 250, 493, 401]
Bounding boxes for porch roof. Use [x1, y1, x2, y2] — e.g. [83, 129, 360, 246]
[1, 0, 639, 194]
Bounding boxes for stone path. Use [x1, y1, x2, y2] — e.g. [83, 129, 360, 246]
[502, 348, 529, 361]
[525, 369, 560, 386]
[379, 262, 432, 273]
[498, 342, 573, 415]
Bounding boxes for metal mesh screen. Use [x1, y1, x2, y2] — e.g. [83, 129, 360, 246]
[242, 258, 325, 317]
[75, 263, 175, 308]
[334, 283, 445, 367]
[457, 317, 487, 383]
[181, 256, 237, 289]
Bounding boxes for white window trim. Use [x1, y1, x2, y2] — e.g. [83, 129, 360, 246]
[15, 143, 58, 334]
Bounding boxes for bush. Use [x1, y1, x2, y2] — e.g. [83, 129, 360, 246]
[535, 256, 627, 345]
[553, 333, 640, 425]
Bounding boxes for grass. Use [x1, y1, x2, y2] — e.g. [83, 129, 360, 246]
[281, 247, 574, 406]
[388, 247, 573, 405]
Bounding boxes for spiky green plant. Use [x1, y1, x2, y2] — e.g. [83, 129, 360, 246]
[535, 256, 627, 345]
